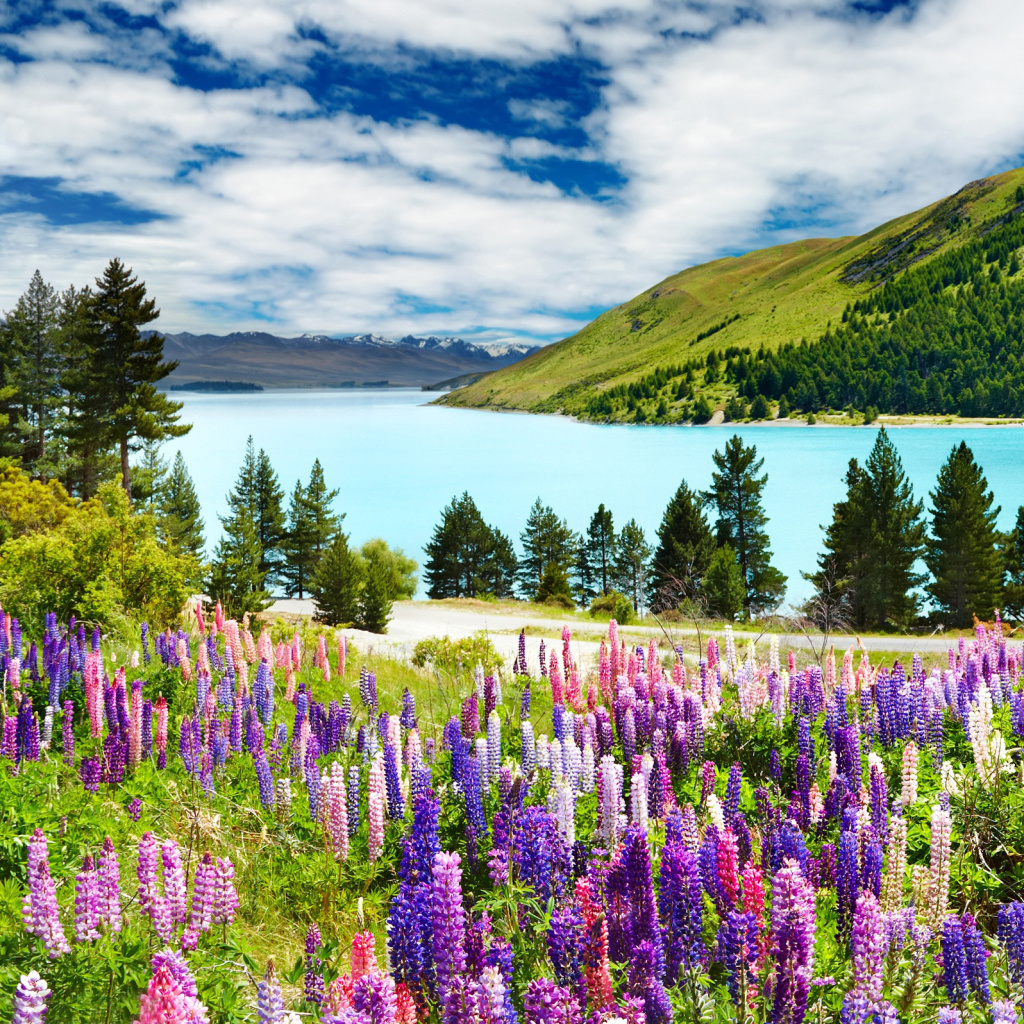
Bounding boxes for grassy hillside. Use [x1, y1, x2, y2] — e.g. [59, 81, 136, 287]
[442, 166, 1024, 419]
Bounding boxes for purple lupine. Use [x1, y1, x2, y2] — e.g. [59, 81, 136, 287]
[991, 1001, 1019, 1024]
[941, 916, 969, 1004]
[770, 859, 816, 1024]
[61, 700, 74, 764]
[347, 764, 361, 837]
[162, 840, 188, 928]
[304, 924, 324, 1006]
[22, 830, 70, 958]
[659, 829, 705, 982]
[212, 856, 239, 926]
[384, 742, 405, 820]
[717, 908, 758, 1005]
[836, 828, 859, 934]
[851, 892, 885, 1007]
[999, 902, 1024, 995]
[700, 761, 716, 805]
[431, 850, 467, 1017]
[623, 826, 665, 977]
[353, 972, 398, 1024]
[74, 854, 101, 942]
[80, 755, 101, 793]
[11, 971, 51, 1024]
[189, 852, 217, 936]
[253, 750, 275, 809]
[97, 837, 122, 933]
[136, 833, 161, 920]
[523, 978, 580, 1024]
[547, 903, 585, 1001]
[257, 962, 286, 1024]
[960, 913, 991, 1003]
[127, 798, 142, 822]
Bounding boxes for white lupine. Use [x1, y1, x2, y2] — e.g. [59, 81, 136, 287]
[707, 793, 726, 832]
[535, 734, 550, 771]
[487, 711, 501, 781]
[521, 721, 536, 774]
[549, 738, 562, 778]
[581, 743, 595, 793]
[475, 737, 489, 783]
[901, 742, 918, 805]
[630, 771, 648, 828]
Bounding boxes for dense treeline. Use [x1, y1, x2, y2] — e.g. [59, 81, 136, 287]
[0, 262, 188, 497]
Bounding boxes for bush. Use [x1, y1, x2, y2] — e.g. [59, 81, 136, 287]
[692, 396, 713, 423]
[535, 562, 572, 604]
[411, 632, 504, 673]
[543, 594, 575, 610]
[749, 394, 770, 420]
[589, 589, 633, 624]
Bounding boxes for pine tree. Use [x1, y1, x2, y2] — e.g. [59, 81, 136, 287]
[1002, 506, 1024, 622]
[424, 493, 517, 599]
[518, 498, 578, 598]
[131, 440, 169, 512]
[702, 435, 786, 617]
[79, 259, 189, 497]
[702, 544, 745, 620]
[925, 441, 1003, 627]
[358, 545, 393, 633]
[614, 518, 652, 615]
[650, 479, 715, 610]
[253, 447, 286, 588]
[3, 270, 62, 471]
[311, 532, 363, 625]
[585, 505, 617, 595]
[160, 451, 205, 559]
[209, 439, 271, 615]
[282, 459, 341, 598]
[856, 428, 926, 629]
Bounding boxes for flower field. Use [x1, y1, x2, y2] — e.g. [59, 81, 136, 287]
[5, 606, 1024, 1024]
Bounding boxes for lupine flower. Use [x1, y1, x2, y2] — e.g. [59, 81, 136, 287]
[991, 1000, 1019, 1024]
[258, 962, 286, 1024]
[22, 830, 70, 958]
[305, 924, 325, 1006]
[162, 841, 188, 929]
[74, 853, 101, 942]
[12, 971, 51, 1024]
[369, 757, 386, 862]
[431, 851, 467, 1017]
[771, 859, 816, 1024]
[98, 837, 122, 933]
[134, 963, 209, 1024]
[211, 857, 238, 926]
[189, 853, 217, 937]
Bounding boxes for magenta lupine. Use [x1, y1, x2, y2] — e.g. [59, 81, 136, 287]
[353, 972, 398, 1024]
[189, 853, 217, 937]
[211, 857, 239, 926]
[74, 854, 101, 942]
[137, 833, 161, 920]
[22, 830, 70, 958]
[98, 837, 122, 933]
[11, 971, 51, 1024]
[134, 963, 209, 1024]
[770, 859, 816, 1024]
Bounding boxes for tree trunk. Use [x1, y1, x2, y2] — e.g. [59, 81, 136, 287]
[121, 436, 132, 499]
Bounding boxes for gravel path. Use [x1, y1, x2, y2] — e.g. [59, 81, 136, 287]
[267, 598, 961, 667]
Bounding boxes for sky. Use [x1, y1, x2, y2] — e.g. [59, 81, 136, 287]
[3, 0, 1024, 345]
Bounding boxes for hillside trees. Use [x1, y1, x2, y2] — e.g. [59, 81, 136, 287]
[518, 499, 578, 599]
[424, 493, 517, 599]
[703, 435, 786, 617]
[925, 442, 1004, 627]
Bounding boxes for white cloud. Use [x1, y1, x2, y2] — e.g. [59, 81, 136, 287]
[1, 0, 1024, 344]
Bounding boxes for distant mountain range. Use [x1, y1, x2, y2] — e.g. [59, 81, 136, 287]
[148, 330, 540, 388]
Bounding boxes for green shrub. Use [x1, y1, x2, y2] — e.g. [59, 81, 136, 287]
[589, 589, 633, 624]
[411, 631, 504, 673]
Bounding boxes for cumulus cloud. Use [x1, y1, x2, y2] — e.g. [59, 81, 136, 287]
[1, 0, 1024, 342]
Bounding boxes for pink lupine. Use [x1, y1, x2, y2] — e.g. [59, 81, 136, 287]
[214, 599, 224, 634]
[85, 651, 103, 739]
[257, 627, 272, 663]
[317, 635, 331, 682]
[368, 757, 386, 862]
[134, 963, 209, 1024]
[196, 640, 209, 676]
[321, 762, 350, 862]
[549, 652, 563, 704]
[337, 635, 347, 677]
[155, 698, 168, 760]
[351, 930, 378, 979]
[211, 857, 239, 926]
[717, 827, 740, 907]
[291, 632, 302, 669]
[242, 627, 257, 663]
[195, 601, 205, 634]
[162, 841, 188, 929]
[177, 639, 192, 682]
[129, 681, 143, 768]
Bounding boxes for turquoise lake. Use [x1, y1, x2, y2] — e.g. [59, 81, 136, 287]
[170, 389, 1024, 604]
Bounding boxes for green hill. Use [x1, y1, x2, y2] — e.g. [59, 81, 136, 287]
[441, 166, 1024, 422]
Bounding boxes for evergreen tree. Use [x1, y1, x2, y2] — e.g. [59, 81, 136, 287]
[1002, 506, 1024, 622]
[585, 505, 617, 595]
[281, 460, 341, 598]
[3, 270, 62, 471]
[78, 259, 189, 497]
[311, 532, 363, 625]
[573, 536, 595, 606]
[209, 439, 271, 615]
[359, 545, 394, 633]
[651, 479, 715, 610]
[131, 440, 169, 512]
[424, 493, 517, 599]
[855, 428, 926, 629]
[614, 518, 652, 615]
[160, 451, 205, 559]
[358, 539, 418, 601]
[518, 498, 578, 597]
[253, 447, 286, 588]
[702, 544, 745, 620]
[925, 441, 1003, 627]
[702, 435, 786, 617]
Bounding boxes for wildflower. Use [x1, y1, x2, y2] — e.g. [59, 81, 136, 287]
[12, 972, 51, 1024]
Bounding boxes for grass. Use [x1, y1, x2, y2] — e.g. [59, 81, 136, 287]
[441, 165, 1024, 415]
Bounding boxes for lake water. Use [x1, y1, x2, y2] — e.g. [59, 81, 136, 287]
[169, 389, 1024, 605]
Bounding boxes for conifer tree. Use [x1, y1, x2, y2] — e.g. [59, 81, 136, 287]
[702, 544, 745, 620]
[614, 518, 652, 615]
[311, 532, 362, 625]
[160, 451, 205, 559]
[424, 493, 517, 599]
[359, 546, 394, 633]
[3, 270, 62, 471]
[925, 441, 1003, 627]
[651, 479, 715, 610]
[209, 439, 271, 615]
[1002, 506, 1024, 622]
[253, 447, 286, 587]
[78, 259, 189, 497]
[585, 505, 617, 595]
[282, 459, 340, 598]
[518, 499, 578, 598]
[853, 428, 925, 629]
[702, 435, 786, 617]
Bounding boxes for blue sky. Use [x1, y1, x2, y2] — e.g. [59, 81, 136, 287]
[2, 0, 1024, 343]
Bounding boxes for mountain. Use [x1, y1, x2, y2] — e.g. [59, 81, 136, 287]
[441, 166, 1024, 421]
[151, 331, 539, 388]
